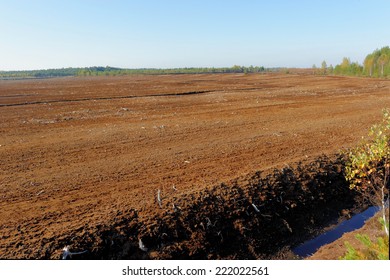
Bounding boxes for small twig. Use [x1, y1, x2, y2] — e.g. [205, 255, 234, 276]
[206, 217, 212, 228]
[157, 189, 162, 208]
[282, 219, 293, 233]
[36, 190, 45, 196]
[138, 239, 148, 252]
[217, 231, 223, 242]
[172, 203, 180, 212]
[251, 203, 261, 213]
[206, 217, 217, 228]
[260, 213, 272, 218]
[62, 246, 88, 260]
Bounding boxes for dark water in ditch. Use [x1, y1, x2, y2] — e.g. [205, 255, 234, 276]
[293, 206, 380, 258]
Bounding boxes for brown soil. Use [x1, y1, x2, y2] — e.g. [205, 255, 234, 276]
[1, 73, 389, 259]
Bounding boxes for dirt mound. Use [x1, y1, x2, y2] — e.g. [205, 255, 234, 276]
[29, 155, 364, 260]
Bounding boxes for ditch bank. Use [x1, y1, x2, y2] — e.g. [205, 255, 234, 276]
[293, 205, 379, 258]
[40, 155, 369, 259]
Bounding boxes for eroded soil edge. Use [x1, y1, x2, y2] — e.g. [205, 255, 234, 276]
[27, 155, 367, 260]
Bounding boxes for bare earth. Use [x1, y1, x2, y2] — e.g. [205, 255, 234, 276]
[1, 73, 389, 259]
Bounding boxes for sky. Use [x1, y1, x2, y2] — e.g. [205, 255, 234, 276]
[0, 0, 389, 70]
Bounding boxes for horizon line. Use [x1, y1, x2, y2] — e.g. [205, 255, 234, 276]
[0, 65, 312, 72]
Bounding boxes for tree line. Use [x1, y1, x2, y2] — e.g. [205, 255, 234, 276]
[77, 65, 266, 76]
[5, 46, 388, 79]
[0, 65, 266, 79]
[316, 46, 390, 77]
[0, 67, 81, 79]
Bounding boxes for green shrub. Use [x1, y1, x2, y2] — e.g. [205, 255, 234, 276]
[344, 109, 390, 236]
[341, 218, 389, 260]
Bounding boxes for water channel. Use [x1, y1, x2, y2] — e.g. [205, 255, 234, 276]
[293, 206, 379, 258]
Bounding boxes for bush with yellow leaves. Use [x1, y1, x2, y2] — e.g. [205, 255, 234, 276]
[344, 109, 389, 236]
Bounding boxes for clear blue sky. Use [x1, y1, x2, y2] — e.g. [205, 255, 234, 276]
[1, 0, 389, 70]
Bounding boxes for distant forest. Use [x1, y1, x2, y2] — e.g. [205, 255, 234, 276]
[317, 46, 390, 77]
[1, 46, 389, 79]
[0, 65, 266, 79]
